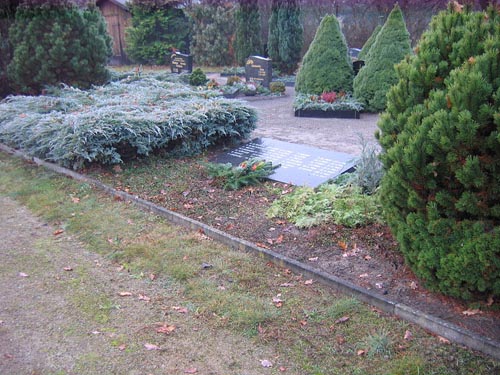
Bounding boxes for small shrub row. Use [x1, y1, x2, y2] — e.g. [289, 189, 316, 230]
[0, 77, 257, 169]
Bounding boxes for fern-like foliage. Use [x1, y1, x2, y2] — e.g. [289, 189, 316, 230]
[267, 184, 382, 228]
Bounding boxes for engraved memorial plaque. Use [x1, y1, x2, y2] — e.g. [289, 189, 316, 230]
[170, 52, 193, 74]
[245, 56, 272, 88]
[213, 138, 357, 187]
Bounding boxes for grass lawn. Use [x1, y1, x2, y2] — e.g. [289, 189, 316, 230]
[1, 152, 498, 374]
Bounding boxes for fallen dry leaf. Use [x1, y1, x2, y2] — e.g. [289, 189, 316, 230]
[338, 240, 348, 251]
[118, 344, 127, 351]
[357, 349, 367, 356]
[149, 273, 157, 281]
[308, 257, 318, 261]
[335, 316, 350, 324]
[144, 343, 160, 351]
[256, 242, 271, 249]
[404, 330, 413, 341]
[462, 308, 481, 316]
[275, 234, 284, 244]
[63, 267, 73, 272]
[156, 324, 176, 335]
[438, 336, 451, 344]
[359, 273, 369, 278]
[53, 229, 64, 236]
[280, 282, 294, 287]
[410, 281, 418, 290]
[261, 359, 273, 368]
[71, 197, 80, 203]
[304, 279, 314, 285]
[486, 295, 494, 306]
[138, 294, 151, 302]
[279, 366, 287, 372]
[172, 306, 189, 314]
[118, 292, 133, 297]
[184, 368, 197, 374]
[18, 272, 29, 278]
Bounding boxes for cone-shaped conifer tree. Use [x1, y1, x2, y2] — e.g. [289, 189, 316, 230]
[358, 24, 381, 61]
[353, 5, 411, 112]
[377, 4, 500, 300]
[295, 14, 353, 94]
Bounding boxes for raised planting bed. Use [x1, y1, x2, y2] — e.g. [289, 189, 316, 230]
[293, 92, 363, 119]
[294, 109, 360, 119]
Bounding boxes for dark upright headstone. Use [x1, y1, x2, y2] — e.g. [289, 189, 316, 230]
[170, 52, 193, 74]
[245, 56, 272, 88]
[353, 60, 365, 76]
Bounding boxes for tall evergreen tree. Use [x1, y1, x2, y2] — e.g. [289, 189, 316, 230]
[125, 0, 190, 65]
[295, 14, 353, 94]
[188, 2, 236, 66]
[0, 0, 19, 97]
[353, 4, 411, 112]
[267, 0, 303, 74]
[377, 4, 500, 300]
[8, 0, 112, 94]
[234, 0, 262, 66]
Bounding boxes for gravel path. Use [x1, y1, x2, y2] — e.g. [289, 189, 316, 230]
[248, 87, 380, 156]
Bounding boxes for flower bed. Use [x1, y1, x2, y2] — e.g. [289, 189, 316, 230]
[293, 92, 363, 119]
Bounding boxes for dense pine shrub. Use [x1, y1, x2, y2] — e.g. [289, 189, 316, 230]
[7, 0, 112, 94]
[377, 4, 500, 300]
[353, 5, 411, 112]
[357, 24, 381, 61]
[295, 14, 353, 94]
[234, 0, 262, 66]
[0, 77, 257, 169]
[267, 0, 303, 74]
[125, 0, 190, 65]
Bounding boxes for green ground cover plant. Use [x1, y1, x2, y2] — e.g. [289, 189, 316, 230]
[0, 76, 257, 169]
[267, 183, 382, 228]
[1, 152, 498, 374]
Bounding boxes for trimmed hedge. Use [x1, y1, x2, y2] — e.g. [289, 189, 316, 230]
[353, 5, 411, 112]
[0, 77, 257, 169]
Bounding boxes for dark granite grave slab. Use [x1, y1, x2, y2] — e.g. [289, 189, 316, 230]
[212, 138, 357, 187]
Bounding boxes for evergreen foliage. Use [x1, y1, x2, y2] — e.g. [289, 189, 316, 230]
[0, 76, 257, 169]
[377, 4, 500, 300]
[295, 14, 353, 95]
[353, 5, 411, 112]
[234, 0, 262, 66]
[189, 67, 208, 86]
[267, 0, 303, 74]
[358, 24, 381, 61]
[0, 0, 18, 97]
[125, 0, 190, 65]
[7, 0, 112, 94]
[188, 3, 236, 66]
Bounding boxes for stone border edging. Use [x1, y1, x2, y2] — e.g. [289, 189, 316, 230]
[1, 143, 499, 361]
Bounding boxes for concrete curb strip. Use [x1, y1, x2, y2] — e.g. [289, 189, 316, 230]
[1, 143, 499, 361]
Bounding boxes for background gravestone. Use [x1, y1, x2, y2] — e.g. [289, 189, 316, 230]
[245, 56, 272, 88]
[170, 52, 193, 73]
